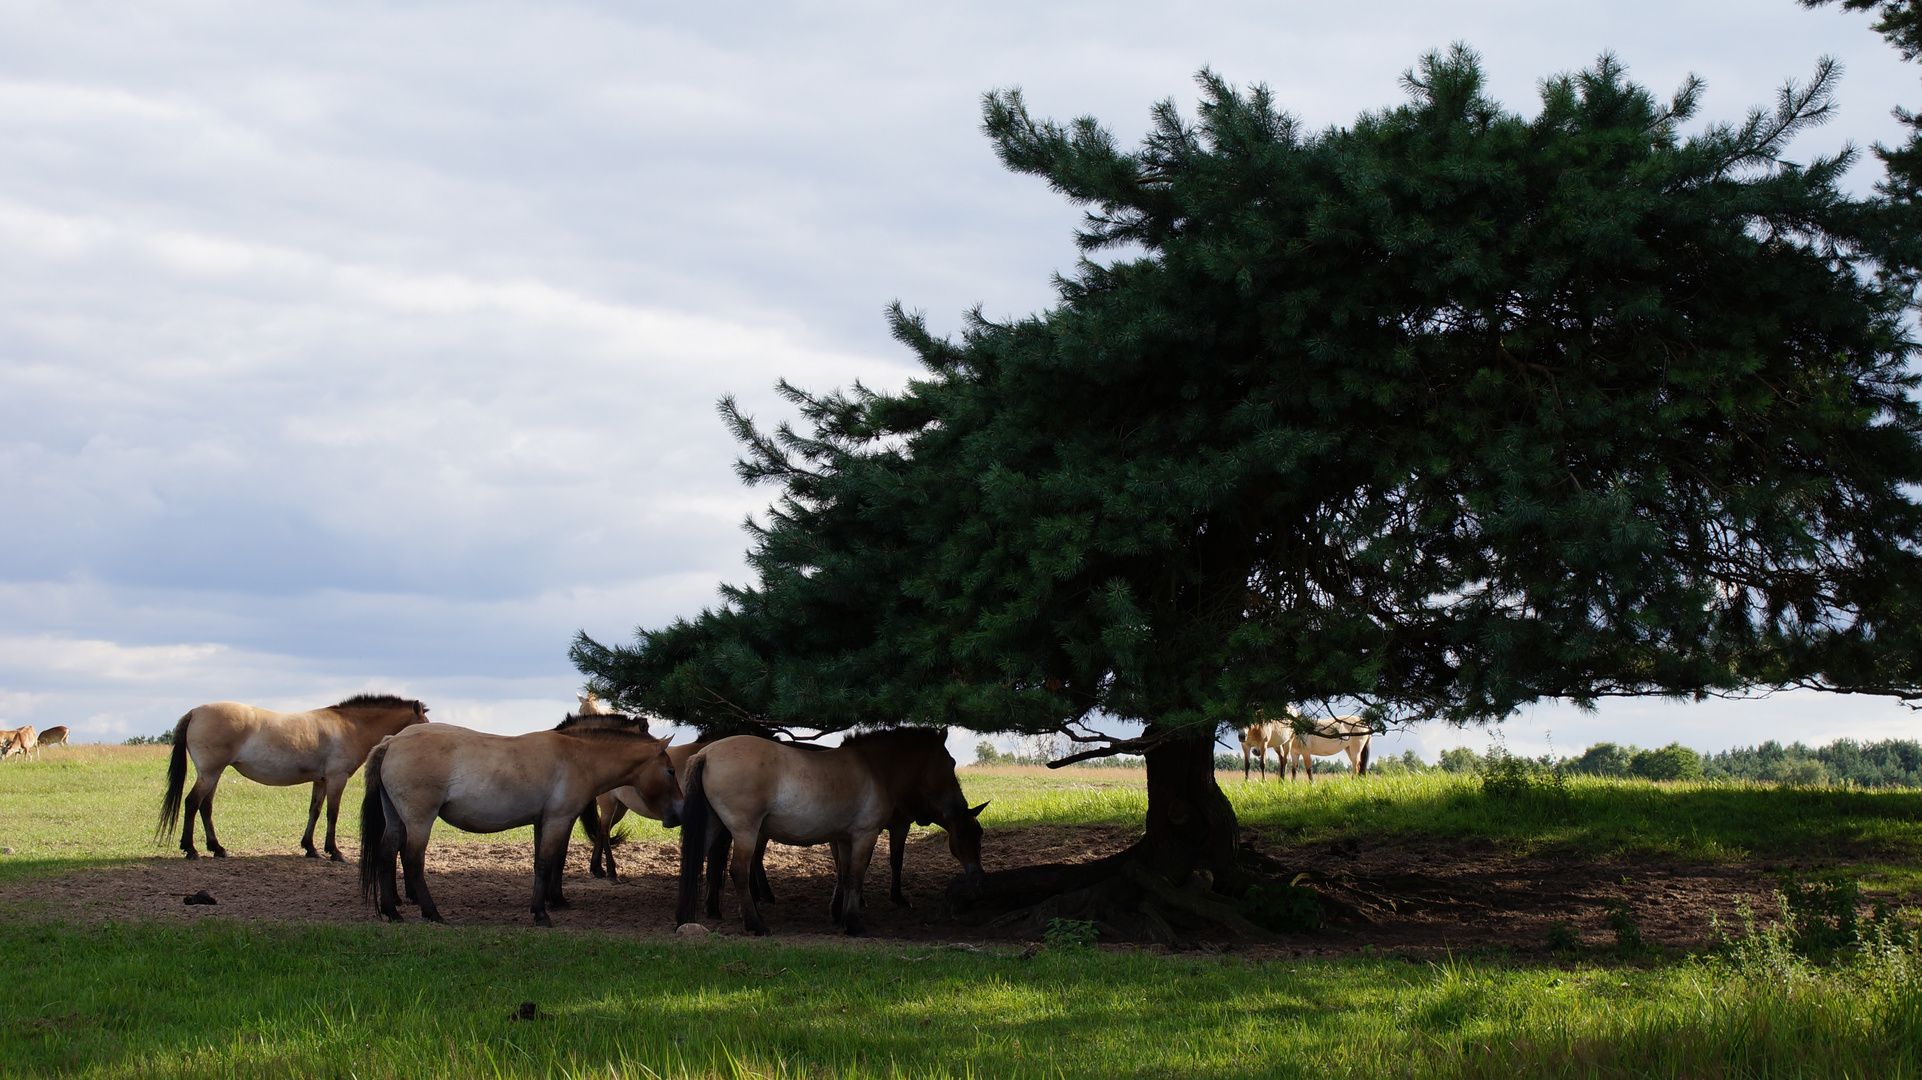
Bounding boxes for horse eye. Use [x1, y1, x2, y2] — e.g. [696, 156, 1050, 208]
[665, 767, 675, 776]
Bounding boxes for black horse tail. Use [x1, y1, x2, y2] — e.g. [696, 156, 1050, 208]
[1358, 740, 1372, 776]
[674, 756, 711, 925]
[155, 711, 195, 838]
[359, 742, 393, 898]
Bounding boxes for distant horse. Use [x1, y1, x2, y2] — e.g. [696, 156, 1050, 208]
[1238, 706, 1301, 780]
[158, 695, 429, 860]
[359, 713, 676, 926]
[577, 692, 616, 716]
[34, 726, 68, 754]
[0, 726, 33, 761]
[1286, 716, 1373, 782]
[676, 728, 986, 936]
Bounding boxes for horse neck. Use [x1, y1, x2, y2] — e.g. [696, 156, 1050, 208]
[339, 707, 420, 743]
[573, 736, 663, 789]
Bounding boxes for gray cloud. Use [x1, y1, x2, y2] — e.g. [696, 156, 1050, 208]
[1, 0, 1915, 745]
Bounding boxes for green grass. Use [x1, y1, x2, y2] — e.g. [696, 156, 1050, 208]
[957, 766, 1922, 862]
[2, 920, 1917, 1079]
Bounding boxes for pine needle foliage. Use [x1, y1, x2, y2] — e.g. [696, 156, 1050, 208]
[575, 47, 1922, 748]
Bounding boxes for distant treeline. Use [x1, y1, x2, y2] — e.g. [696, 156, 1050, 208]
[123, 732, 173, 746]
[1233, 737, 1922, 788]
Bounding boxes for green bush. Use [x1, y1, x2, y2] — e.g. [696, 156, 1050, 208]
[1438, 747, 1482, 774]
[1629, 743, 1705, 781]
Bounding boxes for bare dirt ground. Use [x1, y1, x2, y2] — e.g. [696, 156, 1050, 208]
[3, 825, 1908, 958]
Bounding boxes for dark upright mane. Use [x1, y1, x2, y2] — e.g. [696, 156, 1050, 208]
[554, 712, 654, 739]
[331, 693, 425, 711]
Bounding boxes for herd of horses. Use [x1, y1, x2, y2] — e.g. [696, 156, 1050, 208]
[1235, 707, 1374, 781]
[67, 692, 1365, 934]
[0, 724, 68, 762]
[150, 692, 983, 935]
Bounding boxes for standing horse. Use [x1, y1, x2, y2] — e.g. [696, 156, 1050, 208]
[359, 714, 675, 926]
[675, 728, 986, 937]
[580, 738, 704, 881]
[1286, 716, 1373, 782]
[1238, 705, 1301, 780]
[158, 694, 429, 860]
[33, 726, 68, 754]
[577, 692, 616, 715]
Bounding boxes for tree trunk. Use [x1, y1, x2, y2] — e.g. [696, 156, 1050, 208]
[1140, 725, 1244, 889]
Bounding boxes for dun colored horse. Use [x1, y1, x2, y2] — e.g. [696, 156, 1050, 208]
[0, 726, 33, 760]
[577, 692, 615, 715]
[360, 713, 676, 926]
[676, 728, 986, 936]
[33, 726, 68, 753]
[1238, 706, 1301, 779]
[1287, 716, 1373, 781]
[158, 694, 429, 860]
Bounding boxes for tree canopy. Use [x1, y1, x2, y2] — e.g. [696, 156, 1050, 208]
[577, 46, 1922, 763]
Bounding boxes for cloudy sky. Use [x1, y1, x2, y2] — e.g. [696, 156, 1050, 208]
[2, 0, 1918, 759]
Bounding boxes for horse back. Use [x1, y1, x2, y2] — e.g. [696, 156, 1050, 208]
[695, 736, 886, 843]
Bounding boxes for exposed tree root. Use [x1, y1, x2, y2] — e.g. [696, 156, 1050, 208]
[944, 841, 1305, 944]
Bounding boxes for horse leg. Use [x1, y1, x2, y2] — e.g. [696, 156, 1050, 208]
[180, 768, 220, 858]
[322, 775, 350, 861]
[592, 797, 627, 881]
[532, 817, 570, 921]
[839, 831, 880, 936]
[750, 835, 774, 903]
[888, 820, 910, 907]
[827, 839, 850, 923]
[1242, 744, 1252, 781]
[705, 826, 733, 917]
[301, 781, 325, 858]
[197, 787, 228, 858]
[400, 826, 440, 922]
[731, 825, 770, 936]
[544, 821, 572, 911]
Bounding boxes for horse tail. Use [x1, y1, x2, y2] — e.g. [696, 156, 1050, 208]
[359, 742, 393, 898]
[674, 756, 711, 925]
[1358, 739, 1372, 776]
[156, 711, 195, 838]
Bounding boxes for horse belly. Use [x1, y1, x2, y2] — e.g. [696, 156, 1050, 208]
[437, 788, 543, 836]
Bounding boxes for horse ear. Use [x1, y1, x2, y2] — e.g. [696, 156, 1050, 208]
[969, 801, 989, 817]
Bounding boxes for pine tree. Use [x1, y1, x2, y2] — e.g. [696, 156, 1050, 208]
[575, 47, 1922, 936]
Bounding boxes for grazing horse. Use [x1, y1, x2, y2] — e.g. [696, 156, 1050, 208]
[676, 728, 986, 937]
[0, 726, 30, 760]
[359, 714, 676, 926]
[580, 737, 704, 881]
[158, 695, 429, 860]
[1238, 706, 1301, 780]
[33, 726, 68, 754]
[1286, 716, 1373, 782]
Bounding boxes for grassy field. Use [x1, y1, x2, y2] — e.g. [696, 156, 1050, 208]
[3, 747, 1922, 1077]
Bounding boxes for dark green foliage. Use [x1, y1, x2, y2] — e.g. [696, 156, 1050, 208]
[121, 732, 171, 746]
[1237, 879, 1326, 933]
[1570, 742, 1636, 777]
[1438, 748, 1483, 774]
[1608, 900, 1650, 957]
[1546, 919, 1584, 955]
[1629, 743, 1707, 782]
[1043, 917, 1100, 949]
[1706, 738, 1922, 786]
[1780, 872, 1863, 953]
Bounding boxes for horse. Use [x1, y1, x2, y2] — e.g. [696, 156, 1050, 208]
[358, 713, 676, 927]
[33, 726, 68, 754]
[1238, 705, 1301, 780]
[579, 737, 704, 881]
[1286, 715, 1373, 782]
[0, 728, 15, 760]
[0, 726, 34, 761]
[158, 694, 429, 860]
[577, 692, 616, 715]
[675, 728, 986, 936]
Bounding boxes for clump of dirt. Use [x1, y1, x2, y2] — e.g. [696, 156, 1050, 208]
[2, 826, 1908, 957]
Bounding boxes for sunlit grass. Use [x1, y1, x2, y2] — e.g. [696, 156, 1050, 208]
[1, 920, 1916, 1079]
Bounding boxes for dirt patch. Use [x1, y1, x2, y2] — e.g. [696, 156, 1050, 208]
[2, 826, 1910, 957]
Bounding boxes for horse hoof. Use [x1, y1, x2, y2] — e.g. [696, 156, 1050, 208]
[384, 912, 404, 923]
[182, 851, 199, 860]
[424, 912, 445, 924]
[329, 852, 347, 864]
[844, 925, 866, 938]
[589, 866, 606, 879]
[302, 849, 319, 860]
[210, 849, 228, 859]
[549, 897, 572, 910]
[533, 914, 553, 928]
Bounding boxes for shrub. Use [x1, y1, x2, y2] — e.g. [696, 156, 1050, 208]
[1629, 742, 1705, 781]
[1238, 877, 1325, 933]
[1438, 747, 1482, 774]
